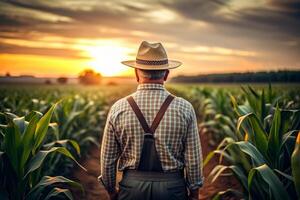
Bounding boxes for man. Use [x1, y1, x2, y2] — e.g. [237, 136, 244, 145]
[99, 41, 203, 200]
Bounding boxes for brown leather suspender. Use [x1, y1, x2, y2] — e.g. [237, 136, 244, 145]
[127, 96, 152, 133]
[127, 94, 175, 134]
[150, 95, 174, 133]
[127, 94, 175, 171]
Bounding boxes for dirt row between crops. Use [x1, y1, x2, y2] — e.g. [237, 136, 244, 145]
[72, 131, 241, 200]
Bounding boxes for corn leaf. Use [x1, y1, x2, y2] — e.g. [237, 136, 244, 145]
[274, 169, 293, 182]
[228, 165, 248, 191]
[248, 164, 290, 200]
[26, 176, 82, 200]
[4, 112, 18, 120]
[43, 188, 73, 200]
[25, 111, 42, 122]
[208, 165, 228, 183]
[19, 114, 40, 176]
[12, 117, 26, 134]
[204, 150, 233, 166]
[291, 132, 300, 199]
[33, 103, 57, 153]
[25, 147, 86, 178]
[291, 110, 300, 130]
[4, 121, 21, 177]
[237, 113, 268, 158]
[227, 141, 265, 166]
[259, 90, 266, 122]
[267, 105, 281, 163]
[43, 139, 80, 155]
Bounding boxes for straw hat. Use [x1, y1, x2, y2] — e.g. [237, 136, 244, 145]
[121, 41, 182, 70]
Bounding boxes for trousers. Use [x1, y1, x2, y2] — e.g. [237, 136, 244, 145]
[118, 170, 188, 200]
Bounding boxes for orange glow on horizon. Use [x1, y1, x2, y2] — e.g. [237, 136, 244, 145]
[0, 53, 135, 78]
[81, 41, 134, 77]
[0, 38, 137, 78]
[1, 37, 296, 78]
[0, 54, 86, 77]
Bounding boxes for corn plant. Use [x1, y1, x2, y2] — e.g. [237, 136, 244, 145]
[0, 103, 84, 200]
[292, 133, 300, 199]
[0, 84, 132, 180]
[199, 89, 238, 144]
[205, 86, 300, 200]
[53, 95, 107, 147]
[46, 95, 108, 176]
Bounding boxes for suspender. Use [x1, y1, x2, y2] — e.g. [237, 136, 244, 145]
[127, 95, 175, 134]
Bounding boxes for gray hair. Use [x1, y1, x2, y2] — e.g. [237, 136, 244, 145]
[137, 69, 167, 80]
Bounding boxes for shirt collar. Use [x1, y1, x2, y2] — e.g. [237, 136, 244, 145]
[137, 83, 165, 91]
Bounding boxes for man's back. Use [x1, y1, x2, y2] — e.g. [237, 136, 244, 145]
[100, 41, 203, 200]
[100, 83, 203, 194]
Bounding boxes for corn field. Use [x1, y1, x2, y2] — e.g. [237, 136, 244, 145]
[0, 83, 299, 200]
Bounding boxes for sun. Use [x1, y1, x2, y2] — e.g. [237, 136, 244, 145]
[83, 42, 134, 77]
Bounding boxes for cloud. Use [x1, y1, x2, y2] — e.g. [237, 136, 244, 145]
[0, 42, 88, 59]
[161, 0, 300, 38]
[180, 45, 257, 57]
[0, 0, 299, 75]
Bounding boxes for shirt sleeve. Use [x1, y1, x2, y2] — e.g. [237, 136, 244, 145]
[184, 104, 204, 190]
[99, 108, 120, 193]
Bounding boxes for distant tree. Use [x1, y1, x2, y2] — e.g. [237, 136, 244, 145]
[107, 81, 117, 86]
[5, 72, 10, 77]
[171, 70, 300, 83]
[78, 69, 102, 85]
[57, 77, 68, 84]
[45, 79, 52, 85]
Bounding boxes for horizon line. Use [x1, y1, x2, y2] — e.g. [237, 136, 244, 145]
[1, 69, 300, 79]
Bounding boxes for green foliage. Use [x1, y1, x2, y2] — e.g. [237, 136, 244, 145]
[204, 85, 300, 199]
[0, 103, 83, 200]
[292, 132, 300, 199]
[0, 83, 299, 199]
[248, 164, 290, 200]
[0, 84, 135, 198]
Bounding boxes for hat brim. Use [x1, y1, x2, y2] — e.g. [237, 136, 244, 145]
[121, 60, 182, 70]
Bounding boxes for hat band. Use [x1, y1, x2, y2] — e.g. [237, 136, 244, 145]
[136, 58, 168, 65]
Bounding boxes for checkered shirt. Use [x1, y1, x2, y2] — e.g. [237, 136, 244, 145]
[99, 83, 203, 192]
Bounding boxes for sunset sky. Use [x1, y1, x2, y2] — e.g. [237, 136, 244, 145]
[0, 0, 299, 77]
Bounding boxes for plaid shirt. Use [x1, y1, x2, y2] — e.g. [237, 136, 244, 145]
[99, 83, 203, 192]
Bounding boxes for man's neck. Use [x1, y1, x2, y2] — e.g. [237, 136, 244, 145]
[138, 79, 164, 85]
